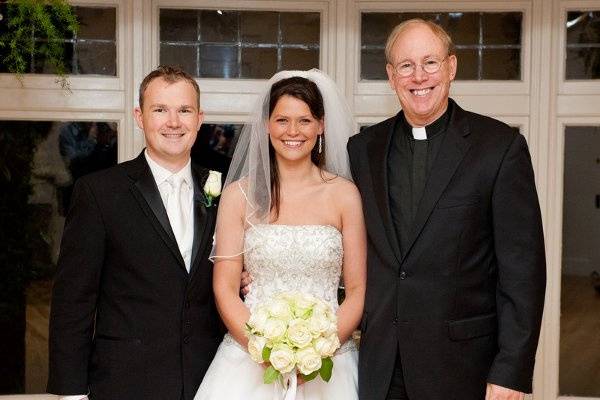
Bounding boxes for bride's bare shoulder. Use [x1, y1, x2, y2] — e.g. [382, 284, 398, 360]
[321, 173, 361, 204]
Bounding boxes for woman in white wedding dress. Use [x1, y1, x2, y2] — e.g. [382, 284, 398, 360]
[195, 69, 366, 400]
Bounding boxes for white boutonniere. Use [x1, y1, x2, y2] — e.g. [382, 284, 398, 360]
[203, 170, 222, 207]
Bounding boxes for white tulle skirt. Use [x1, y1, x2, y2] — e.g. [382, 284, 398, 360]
[194, 335, 358, 400]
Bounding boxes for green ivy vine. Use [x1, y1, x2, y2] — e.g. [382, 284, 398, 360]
[0, 0, 79, 89]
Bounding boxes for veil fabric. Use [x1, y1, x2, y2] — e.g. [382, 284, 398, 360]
[223, 68, 355, 227]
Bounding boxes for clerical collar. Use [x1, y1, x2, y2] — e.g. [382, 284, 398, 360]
[402, 103, 452, 140]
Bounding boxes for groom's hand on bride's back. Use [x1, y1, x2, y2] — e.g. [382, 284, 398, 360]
[240, 270, 252, 296]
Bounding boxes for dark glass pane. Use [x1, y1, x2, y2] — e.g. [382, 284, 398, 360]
[566, 48, 600, 79]
[361, 13, 400, 46]
[199, 45, 238, 78]
[361, 48, 387, 80]
[455, 49, 479, 80]
[566, 11, 600, 79]
[482, 13, 522, 45]
[361, 11, 522, 80]
[192, 123, 244, 174]
[74, 7, 116, 40]
[560, 125, 600, 397]
[0, 120, 118, 394]
[161, 44, 197, 77]
[241, 47, 277, 78]
[160, 9, 198, 42]
[241, 11, 278, 44]
[566, 11, 600, 44]
[33, 42, 74, 74]
[482, 48, 520, 79]
[446, 13, 479, 45]
[281, 48, 319, 71]
[280, 12, 320, 45]
[76, 42, 116, 75]
[200, 10, 238, 43]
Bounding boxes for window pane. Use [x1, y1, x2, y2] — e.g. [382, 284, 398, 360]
[161, 44, 198, 77]
[360, 11, 523, 81]
[160, 9, 320, 78]
[192, 123, 244, 174]
[565, 11, 600, 79]
[241, 11, 278, 44]
[160, 9, 198, 41]
[560, 125, 600, 397]
[0, 120, 118, 394]
[0, 5, 116, 76]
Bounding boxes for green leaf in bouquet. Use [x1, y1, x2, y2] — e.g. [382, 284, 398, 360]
[319, 357, 334, 382]
[264, 365, 280, 384]
[300, 308, 312, 319]
[300, 370, 319, 382]
[262, 346, 272, 362]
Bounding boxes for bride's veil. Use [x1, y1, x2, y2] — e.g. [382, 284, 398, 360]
[224, 68, 355, 227]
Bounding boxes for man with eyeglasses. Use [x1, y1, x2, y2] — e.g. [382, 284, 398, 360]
[348, 19, 546, 400]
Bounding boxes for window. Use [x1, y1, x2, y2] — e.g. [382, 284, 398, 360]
[566, 11, 600, 80]
[360, 11, 523, 81]
[0, 5, 117, 76]
[0, 120, 118, 393]
[159, 9, 320, 78]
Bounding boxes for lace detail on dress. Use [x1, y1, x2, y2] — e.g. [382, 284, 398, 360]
[243, 225, 343, 311]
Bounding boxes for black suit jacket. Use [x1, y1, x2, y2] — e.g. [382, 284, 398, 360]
[48, 152, 221, 400]
[348, 100, 546, 400]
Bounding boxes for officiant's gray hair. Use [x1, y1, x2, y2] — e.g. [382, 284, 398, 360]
[385, 19, 456, 63]
[138, 65, 200, 109]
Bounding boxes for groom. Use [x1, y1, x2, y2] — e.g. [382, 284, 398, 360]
[48, 66, 221, 400]
[348, 20, 546, 400]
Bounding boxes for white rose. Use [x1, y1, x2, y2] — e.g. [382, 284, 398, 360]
[247, 335, 267, 364]
[324, 320, 338, 337]
[267, 298, 292, 320]
[287, 318, 312, 348]
[269, 345, 296, 374]
[203, 170, 222, 197]
[314, 334, 340, 357]
[296, 347, 322, 375]
[248, 307, 269, 333]
[293, 293, 316, 317]
[308, 310, 331, 337]
[263, 317, 286, 340]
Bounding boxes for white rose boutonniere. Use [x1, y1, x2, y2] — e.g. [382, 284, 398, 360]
[203, 170, 222, 207]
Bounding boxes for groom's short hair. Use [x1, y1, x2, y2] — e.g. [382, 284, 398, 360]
[138, 65, 200, 109]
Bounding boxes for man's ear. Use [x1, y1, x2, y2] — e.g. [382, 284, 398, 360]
[196, 110, 204, 132]
[386, 63, 397, 91]
[134, 107, 144, 131]
[448, 54, 458, 81]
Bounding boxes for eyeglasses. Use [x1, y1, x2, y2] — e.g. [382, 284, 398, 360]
[391, 56, 448, 77]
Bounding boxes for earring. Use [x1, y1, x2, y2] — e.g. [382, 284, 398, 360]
[318, 135, 322, 154]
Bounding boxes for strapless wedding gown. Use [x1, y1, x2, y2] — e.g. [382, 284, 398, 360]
[194, 225, 358, 400]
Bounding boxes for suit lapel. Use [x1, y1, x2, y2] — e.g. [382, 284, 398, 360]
[367, 115, 403, 265]
[125, 152, 186, 272]
[402, 102, 472, 261]
[189, 166, 214, 278]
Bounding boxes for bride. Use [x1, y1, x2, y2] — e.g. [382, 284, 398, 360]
[195, 69, 366, 400]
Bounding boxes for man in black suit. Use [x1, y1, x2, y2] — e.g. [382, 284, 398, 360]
[48, 66, 222, 400]
[348, 19, 546, 400]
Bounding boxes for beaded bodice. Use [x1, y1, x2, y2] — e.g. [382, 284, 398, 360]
[243, 224, 343, 310]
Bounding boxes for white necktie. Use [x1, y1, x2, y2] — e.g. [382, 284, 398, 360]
[166, 175, 186, 252]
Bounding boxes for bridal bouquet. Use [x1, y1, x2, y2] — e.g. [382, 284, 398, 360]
[245, 291, 341, 384]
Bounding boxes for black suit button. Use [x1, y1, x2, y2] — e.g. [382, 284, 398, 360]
[399, 271, 407, 280]
[183, 336, 190, 344]
[185, 301, 191, 308]
[393, 317, 398, 325]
